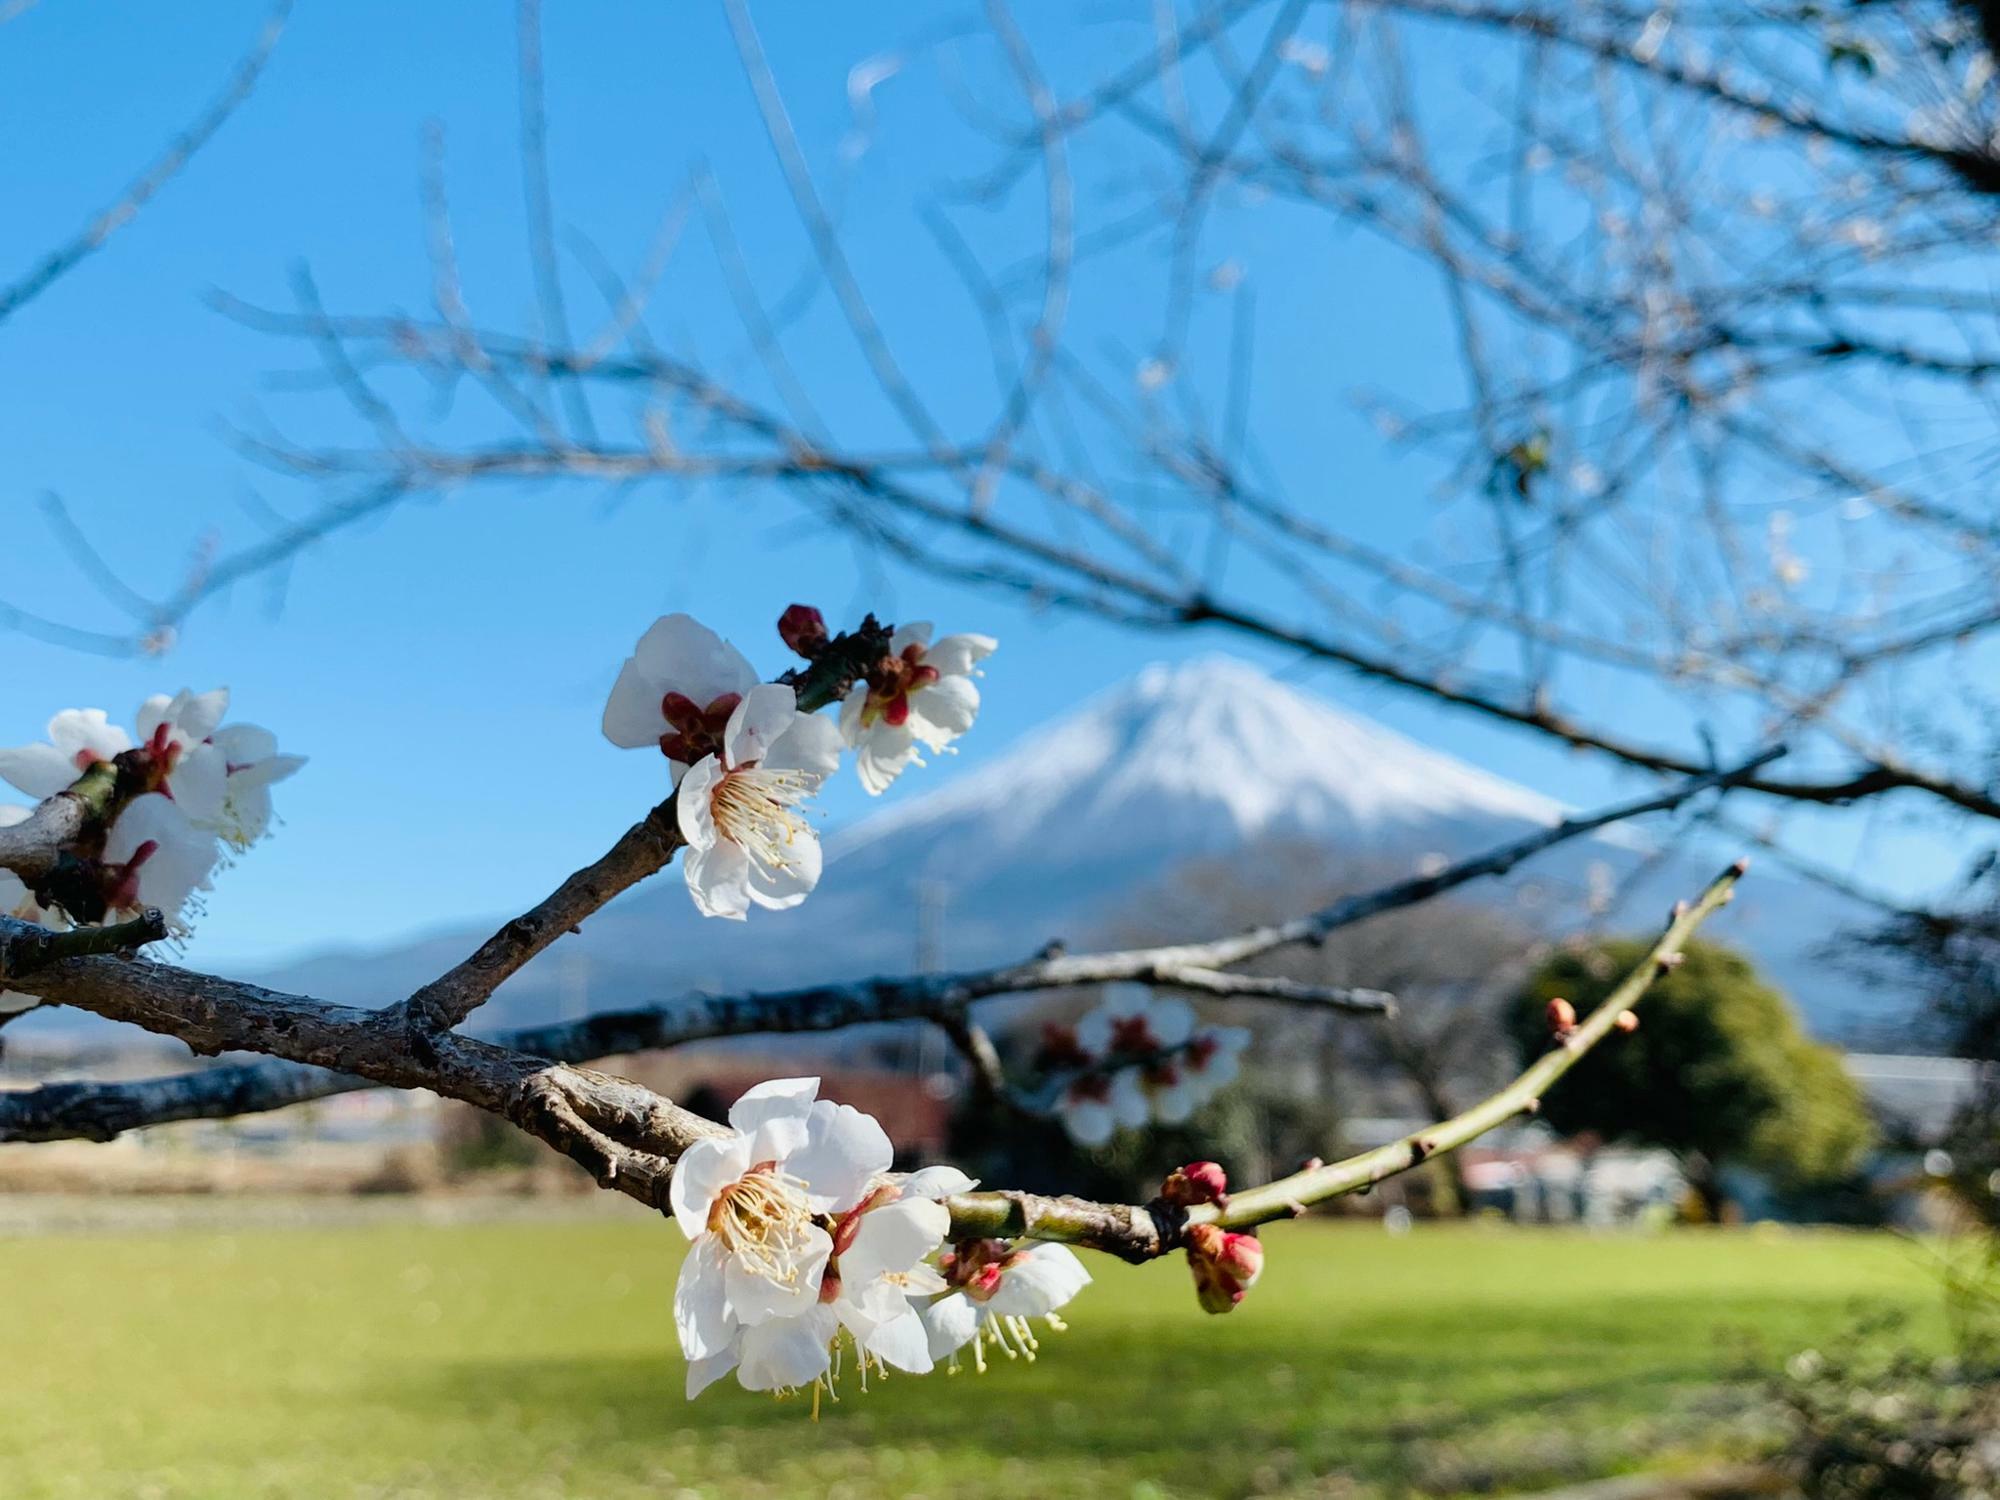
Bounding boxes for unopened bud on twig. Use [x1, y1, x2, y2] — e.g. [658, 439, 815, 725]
[1160, 1161, 1229, 1208]
[1545, 997, 1577, 1039]
[777, 604, 829, 660]
[1614, 1010, 1640, 1033]
[1185, 1223, 1263, 1314]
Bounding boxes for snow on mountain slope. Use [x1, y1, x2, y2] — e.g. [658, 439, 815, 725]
[158, 654, 1903, 1041]
[833, 656, 1567, 871]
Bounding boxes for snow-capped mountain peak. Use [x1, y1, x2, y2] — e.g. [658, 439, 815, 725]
[832, 654, 1564, 869]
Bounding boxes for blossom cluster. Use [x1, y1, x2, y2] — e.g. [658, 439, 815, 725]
[1037, 984, 1253, 1146]
[672, 1077, 1088, 1404]
[0, 691, 303, 1006]
[602, 610, 994, 920]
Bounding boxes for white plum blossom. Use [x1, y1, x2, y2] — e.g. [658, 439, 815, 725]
[818, 1163, 976, 1380]
[101, 793, 220, 933]
[1043, 985, 1255, 1145]
[838, 623, 995, 794]
[920, 1239, 1092, 1372]
[601, 613, 761, 786]
[677, 685, 842, 921]
[0, 690, 296, 935]
[0, 689, 300, 852]
[672, 1077, 901, 1400]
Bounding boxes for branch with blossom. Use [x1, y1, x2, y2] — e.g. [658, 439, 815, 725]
[0, 600, 1758, 1407]
[0, 733, 1777, 1144]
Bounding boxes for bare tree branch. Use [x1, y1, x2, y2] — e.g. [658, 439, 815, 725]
[0, 744, 1778, 1144]
[0, 0, 291, 327]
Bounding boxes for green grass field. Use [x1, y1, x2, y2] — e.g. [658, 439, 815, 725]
[0, 1210, 1945, 1499]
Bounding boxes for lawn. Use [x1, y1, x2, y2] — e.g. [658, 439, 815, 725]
[1, 1209, 1945, 1499]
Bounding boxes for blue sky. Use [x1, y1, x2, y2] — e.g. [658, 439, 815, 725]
[0, 2, 1966, 970]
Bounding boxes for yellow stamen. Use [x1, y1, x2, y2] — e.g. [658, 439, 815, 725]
[706, 1165, 816, 1287]
[711, 767, 815, 874]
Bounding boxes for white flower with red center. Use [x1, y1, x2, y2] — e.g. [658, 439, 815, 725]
[920, 1239, 1091, 1372]
[838, 623, 995, 794]
[1055, 1065, 1150, 1148]
[677, 685, 842, 921]
[601, 614, 762, 786]
[672, 1077, 902, 1400]
[100, 793, 221, 934]
[817, 1163, 976, 1379]
[0, 692, 233, 824]
[131, 689, 232, 824]
[1048, 988, 1251, 1140]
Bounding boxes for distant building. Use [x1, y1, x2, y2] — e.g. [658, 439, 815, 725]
[1340, 1116, 1684, 1224]
[1843, 1052, 1987, 1144]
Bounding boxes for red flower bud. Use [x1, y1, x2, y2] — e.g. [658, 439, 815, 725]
[1185, 1223, 1263, 1314]
[1546, 997, 1577, 1036]
[777, 604, 829, 659]
[1161, 1161, 1230, 1208]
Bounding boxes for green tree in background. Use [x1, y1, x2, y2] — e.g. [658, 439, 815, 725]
[1509, 941, 1876, 1219]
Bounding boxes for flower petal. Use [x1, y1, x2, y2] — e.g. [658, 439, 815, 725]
[721, 684, 798, 769]
[724, 1224, 830, 1324]
[727, 1077, 820, 1137]
[745, 828, 821, 911]
[103, 794, 219, 927]
[683, 840, 752, 920]
[1107, 1069, 1151, 1130]
[889, 621, 934, 655]
[135, 695, 173, 745]
[170, 744, 228, 827]
[989, 1244, 1091, 1318]
[925, 633, 997, 677]
[790, 1099, 894, 1213]
[837, 682, 869, 747]
[735, 1304, 837, 1392]
[673, 1236, 739, 1359]
[210, 723, 279, 764]
[0, 743, 82, 801]
[855, 725, 920, 795]
[47, 709, 131, 762]
[1148, 996, 1196, 1048]
[862, 1306, 934, 1375]
[174, 689, 230, 742]
[899, 1164, 977, 1199]
[1061, 1100, 1113, 1148]
[762, 712, 842, 780]
[675, 756, 723, 849]
[907, 674, 979, 750]
[1151, 1080, 1198, 1125]
[629, 614, 758, 704]
[921, 1291, 982, 1361]
[668, 1134, 754, 1238]
[601, 657, 667, 749]
[685, 1349, 739, 1400]
[840, 1197, 947, 1287]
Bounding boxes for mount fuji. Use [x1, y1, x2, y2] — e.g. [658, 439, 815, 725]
[231, 656, 1902, 1040]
